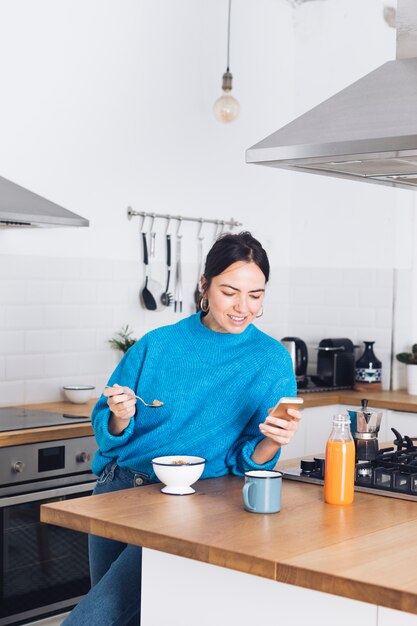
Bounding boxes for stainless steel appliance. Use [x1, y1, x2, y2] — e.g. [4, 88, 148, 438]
[281, 337, 308, 389]
[246, 1, 417, 192]
[310, 338, 355, 388]
[348, 399, 383, 464]
[0, 408, 96, 625]
[0, 175, 89, 228]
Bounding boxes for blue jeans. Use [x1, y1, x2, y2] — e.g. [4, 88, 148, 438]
[62, 463, 155, 626]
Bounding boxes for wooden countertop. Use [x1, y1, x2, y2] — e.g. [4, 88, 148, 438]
[299, 388, 417, 412]
[41, 474, 417, 614]
[1, 389, 416, 447]
[0, 399, 96, 447]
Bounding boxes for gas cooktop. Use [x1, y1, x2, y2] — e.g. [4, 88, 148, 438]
[0, 407, 91, 432]
[283, 429, 417, 502]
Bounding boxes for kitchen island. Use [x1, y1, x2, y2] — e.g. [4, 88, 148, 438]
[41, 468, 417, 625]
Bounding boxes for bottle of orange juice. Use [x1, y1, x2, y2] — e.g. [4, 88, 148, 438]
[324, 413, 355, 505]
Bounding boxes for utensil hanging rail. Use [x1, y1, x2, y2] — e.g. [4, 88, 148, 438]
[127, 207, 242, 229]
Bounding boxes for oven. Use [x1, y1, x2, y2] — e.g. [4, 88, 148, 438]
[0, 435, 97, 625]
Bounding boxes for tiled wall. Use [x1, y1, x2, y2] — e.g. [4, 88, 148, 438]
[277, 267, 402, 390]
[0, 254, 202, 405]
[0, 257, 409, 406]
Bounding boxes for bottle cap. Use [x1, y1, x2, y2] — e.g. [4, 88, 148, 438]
[332, 413, 351, 423]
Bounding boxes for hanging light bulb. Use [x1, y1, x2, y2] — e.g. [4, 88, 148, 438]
[213, 0, 240, 123]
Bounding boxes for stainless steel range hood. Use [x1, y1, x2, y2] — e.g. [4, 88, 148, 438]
[246, 0, 417, 191]
[0, 175, 89, 228]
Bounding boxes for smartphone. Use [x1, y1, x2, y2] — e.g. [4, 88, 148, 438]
[270, 397, 304, 420]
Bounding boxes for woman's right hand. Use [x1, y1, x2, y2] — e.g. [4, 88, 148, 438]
[104, 384, 136, 435]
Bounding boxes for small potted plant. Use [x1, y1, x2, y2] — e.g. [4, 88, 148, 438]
[396, 344, 417, 395]
[108, 325, 137, 355]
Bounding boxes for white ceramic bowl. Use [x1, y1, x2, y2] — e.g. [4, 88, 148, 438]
[152, 455, 206, 495]
[63, 385, 95, 404]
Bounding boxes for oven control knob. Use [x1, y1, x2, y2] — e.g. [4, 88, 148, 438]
[12, 461, 25, 473]
[77, 451, 91, 463]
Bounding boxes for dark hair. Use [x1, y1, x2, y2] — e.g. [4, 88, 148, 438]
[202, 231, 270, 291]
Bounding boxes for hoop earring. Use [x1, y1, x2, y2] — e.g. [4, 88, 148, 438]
[199, 296, 210, 313]
[256, 307, 264, 318]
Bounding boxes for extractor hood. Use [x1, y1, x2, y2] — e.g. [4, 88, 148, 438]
[246, 0, 417, 191]
[0, 175, 89, 228]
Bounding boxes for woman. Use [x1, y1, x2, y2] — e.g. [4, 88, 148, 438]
[63, 231, 301, 626]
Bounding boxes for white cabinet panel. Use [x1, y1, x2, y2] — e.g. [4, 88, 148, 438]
[378, 607, 417, 625]
[142, 548, 377, 626]
[304, 404, 340, 457]
[387, 410, 417, 441]
[277, 409, 307, 461]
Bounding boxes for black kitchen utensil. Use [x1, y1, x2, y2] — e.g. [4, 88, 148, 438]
[194, 223, 205, 311]
[174, 232, 183, 312]
[140, 232, 157, 311]
[160, 233, 173, 307]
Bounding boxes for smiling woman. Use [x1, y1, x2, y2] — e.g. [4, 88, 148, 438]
[61, 231, 300, 626]
[199, 232, 268, 334]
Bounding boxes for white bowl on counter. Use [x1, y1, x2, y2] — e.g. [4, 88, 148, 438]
[152, 455, 206, 495]
[63, 385, 95, 404]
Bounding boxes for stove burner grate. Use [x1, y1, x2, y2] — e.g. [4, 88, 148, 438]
[286, 428, 417, 501]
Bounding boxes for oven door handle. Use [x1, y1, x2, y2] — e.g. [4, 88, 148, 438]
[0, 481, 97, 508]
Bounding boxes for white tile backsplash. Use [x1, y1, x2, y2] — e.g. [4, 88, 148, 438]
[285, 266, 395, 388]
[6, 305, 44, 329]
[62, 281, 98, 304]
[304, 305, 341, 326]
[6, 354, 44, 379]
[44, 353, 80, 377]
[0, 256, 406, 405]
[44, 305, 80, 328]
[61, 329, 96, 352]
[26, 280, 64, 304]
[0, 255, 202, 404]
[25, 330, 62, 353]
[0, 281, 27, 304]
[0, 380, 25, 404]
[338, 307, 376, 328]
[0, 329, 25, 353]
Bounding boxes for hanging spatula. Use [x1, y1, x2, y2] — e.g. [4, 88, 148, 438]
[140, 232, 157, 311]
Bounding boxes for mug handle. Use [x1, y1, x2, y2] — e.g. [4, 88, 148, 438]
[242, 482, 256, 512]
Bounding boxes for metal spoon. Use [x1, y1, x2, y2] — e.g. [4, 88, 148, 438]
[105, 386, 164, 408]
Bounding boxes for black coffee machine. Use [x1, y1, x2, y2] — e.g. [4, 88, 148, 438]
[311, 338, 355, 387]
[281, 337, 308, 389]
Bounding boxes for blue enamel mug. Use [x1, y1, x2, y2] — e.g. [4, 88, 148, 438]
[242, 470, 282, 514]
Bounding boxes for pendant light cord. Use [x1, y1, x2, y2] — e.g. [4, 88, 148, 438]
[226, 0, 232, 72]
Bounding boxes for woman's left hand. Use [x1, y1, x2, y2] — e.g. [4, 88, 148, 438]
[258, 408, 302, 447]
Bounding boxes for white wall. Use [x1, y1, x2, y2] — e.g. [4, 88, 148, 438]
[0, 0, 414, 404]
[0, 0, 295, 262]
[289, 0, 403, 271]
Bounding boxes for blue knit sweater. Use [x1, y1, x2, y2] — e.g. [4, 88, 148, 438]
[91, 313, 296, 480]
